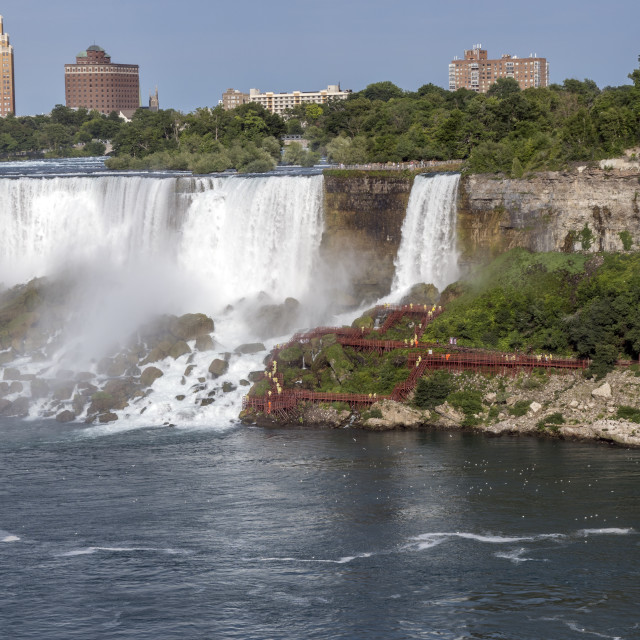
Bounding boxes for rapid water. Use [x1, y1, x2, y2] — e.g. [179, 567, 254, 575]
[392, 173, 461, 295]
[1, 424, 638, 639]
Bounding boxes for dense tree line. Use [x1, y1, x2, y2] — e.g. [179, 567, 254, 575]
[2, 66, 639, 173]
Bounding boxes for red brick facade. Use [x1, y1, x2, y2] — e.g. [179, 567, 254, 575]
[65, 45, 139, 115]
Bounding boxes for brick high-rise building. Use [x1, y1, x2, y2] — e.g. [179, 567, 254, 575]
[449, 44, 549, 93]
[0, 15, 16, 117]
[65, 45, 140, 117]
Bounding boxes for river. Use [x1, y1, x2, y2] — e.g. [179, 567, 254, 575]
[1, 419, 638, 639]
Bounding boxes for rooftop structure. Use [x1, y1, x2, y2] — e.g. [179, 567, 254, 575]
[449, 44, 549, 93]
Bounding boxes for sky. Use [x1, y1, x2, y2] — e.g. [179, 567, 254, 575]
[1, 0, 639, 116]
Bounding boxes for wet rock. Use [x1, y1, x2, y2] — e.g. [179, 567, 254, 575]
[239, 379, 250, 387]
[222, 382, 236, 393]
[592, 382, 612, 399]
[9, 381, 23, 394]
[2, 397, 30, 417]
[170, 314, 214, 341]
[208, 359, 229, 378]
[175, 394, 186, 401]
[72, 394, 86, 414]
[31, 378, 49, 398]
[140, 346, 166, 365]
[140, 366, 163, 387]
[0, 351, 15, 365]
[195, 335, 215, 352]
[3, 367, 21, 381]
[98, 412, 118, 423]
[0, 398, 12, 412]
[200, 398, 215, 407]
[52, 381, 75, 401]
[56, 410, 76, 423]
[184, 364, 196, 377]
[55, 369, 74, 380]
[0, 381, 10, 397]
[78, 382, 98, 396]
[169, 341, 191, 360]
[399, 283, 440, 306]
[247, 297, 301, 339]
[235, 343, 266, 355]
[248, 371, 264, 383]
[363, 400, 424, 430]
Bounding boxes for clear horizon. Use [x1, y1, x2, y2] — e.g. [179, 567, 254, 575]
[1, 0, 639, 116]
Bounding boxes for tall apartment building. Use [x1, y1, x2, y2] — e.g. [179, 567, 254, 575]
[0, 15, 15, 117]
[449, 44, 549, 93]
[247, 84, 351, 116]
[65, 45, 140, 117]
[222, 88, 249, 110]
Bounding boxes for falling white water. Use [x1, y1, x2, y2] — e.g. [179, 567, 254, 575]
[0, 176, 177, 286]
[177, 175, 324, 307]
[392, 173, 461, 295]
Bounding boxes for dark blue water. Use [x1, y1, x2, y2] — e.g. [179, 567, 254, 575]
[1, 419, 638, 639]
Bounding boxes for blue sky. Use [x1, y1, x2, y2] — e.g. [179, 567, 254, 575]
[2, 0, 639, 115]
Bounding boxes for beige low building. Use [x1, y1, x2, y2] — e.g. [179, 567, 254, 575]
[247, 85, 351, 116]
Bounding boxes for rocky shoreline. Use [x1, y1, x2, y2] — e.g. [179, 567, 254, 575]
[242, 368, 640, 448]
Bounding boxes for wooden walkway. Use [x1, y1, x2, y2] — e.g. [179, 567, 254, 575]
[242, 303, 603, 419]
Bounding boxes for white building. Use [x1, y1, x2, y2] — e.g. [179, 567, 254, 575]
[248, 85, 351, 116]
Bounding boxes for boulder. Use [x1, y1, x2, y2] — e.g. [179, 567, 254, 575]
[52, 381, 75, 401]
[248, 371, 264, 382]
[278, 343, 304, 368]
[200, 398, 215, 407]
[140, 366, 164, 387]
[247, 297, 301, 339]
[484, 392, 497, 404]
[1, 396, 30, 417]
[175, 394, 186, 401]
[529, 401, 542, 414]
[9, 381, 23, 394]
[184, 364, 196, 377]
[239, 379, 250, 387]
[56, 410, 76, 423]
[0, 351, 15, 365]
[222, 382, 236, 393]
[3, 367, 21, 381]
[208, 359, 229, 378]
[195, 335, 215, 352]
[98, 412, 118, 423]
[75, 371, 95, 382]
[55, 369, 74, 380]
[170, 314, 214, 341]
[592, 383, 612, 399]
[0, 381, 10, 397]
[235, 343, 266, 355]
[363, 400, 423, 430]
[168, 341, 191, 360]
[399, 283, 440, 306]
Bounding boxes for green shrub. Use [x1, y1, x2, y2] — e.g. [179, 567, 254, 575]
[414, 371, 454, 409]
[616, 405, 640, 423]
[619, 230, 633, 251]
[509, 399, 531, 417]
[537, 412, 565, 430]
[448, 389, 483, 416]
[331, 401, 352, 412]
[362, 407, 383, 420]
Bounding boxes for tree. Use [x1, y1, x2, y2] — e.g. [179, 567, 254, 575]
[487, 78, 521, 99]
[360, 81, 404, 102]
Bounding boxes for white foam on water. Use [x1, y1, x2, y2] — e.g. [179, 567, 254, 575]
[392, 173, 461, 296]
[577, 528, 634, 536]
[57, 546, 188, 557]
[1, 534, 20, 543]
[250, 552, 373, 564]
[495, 547, 548, 564]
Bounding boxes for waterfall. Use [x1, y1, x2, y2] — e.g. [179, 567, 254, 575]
[0, 174, 324, 309]
[392, 173, 461, 295]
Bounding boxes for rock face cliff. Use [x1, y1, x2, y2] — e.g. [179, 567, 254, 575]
[458, 169, 640, 268]
[321, 173, 412, 302]
[320, 168, 640, 303]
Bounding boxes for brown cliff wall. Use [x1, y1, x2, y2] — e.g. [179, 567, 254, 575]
[458, 169, 640, 268]
[321, 173, 413, 302]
